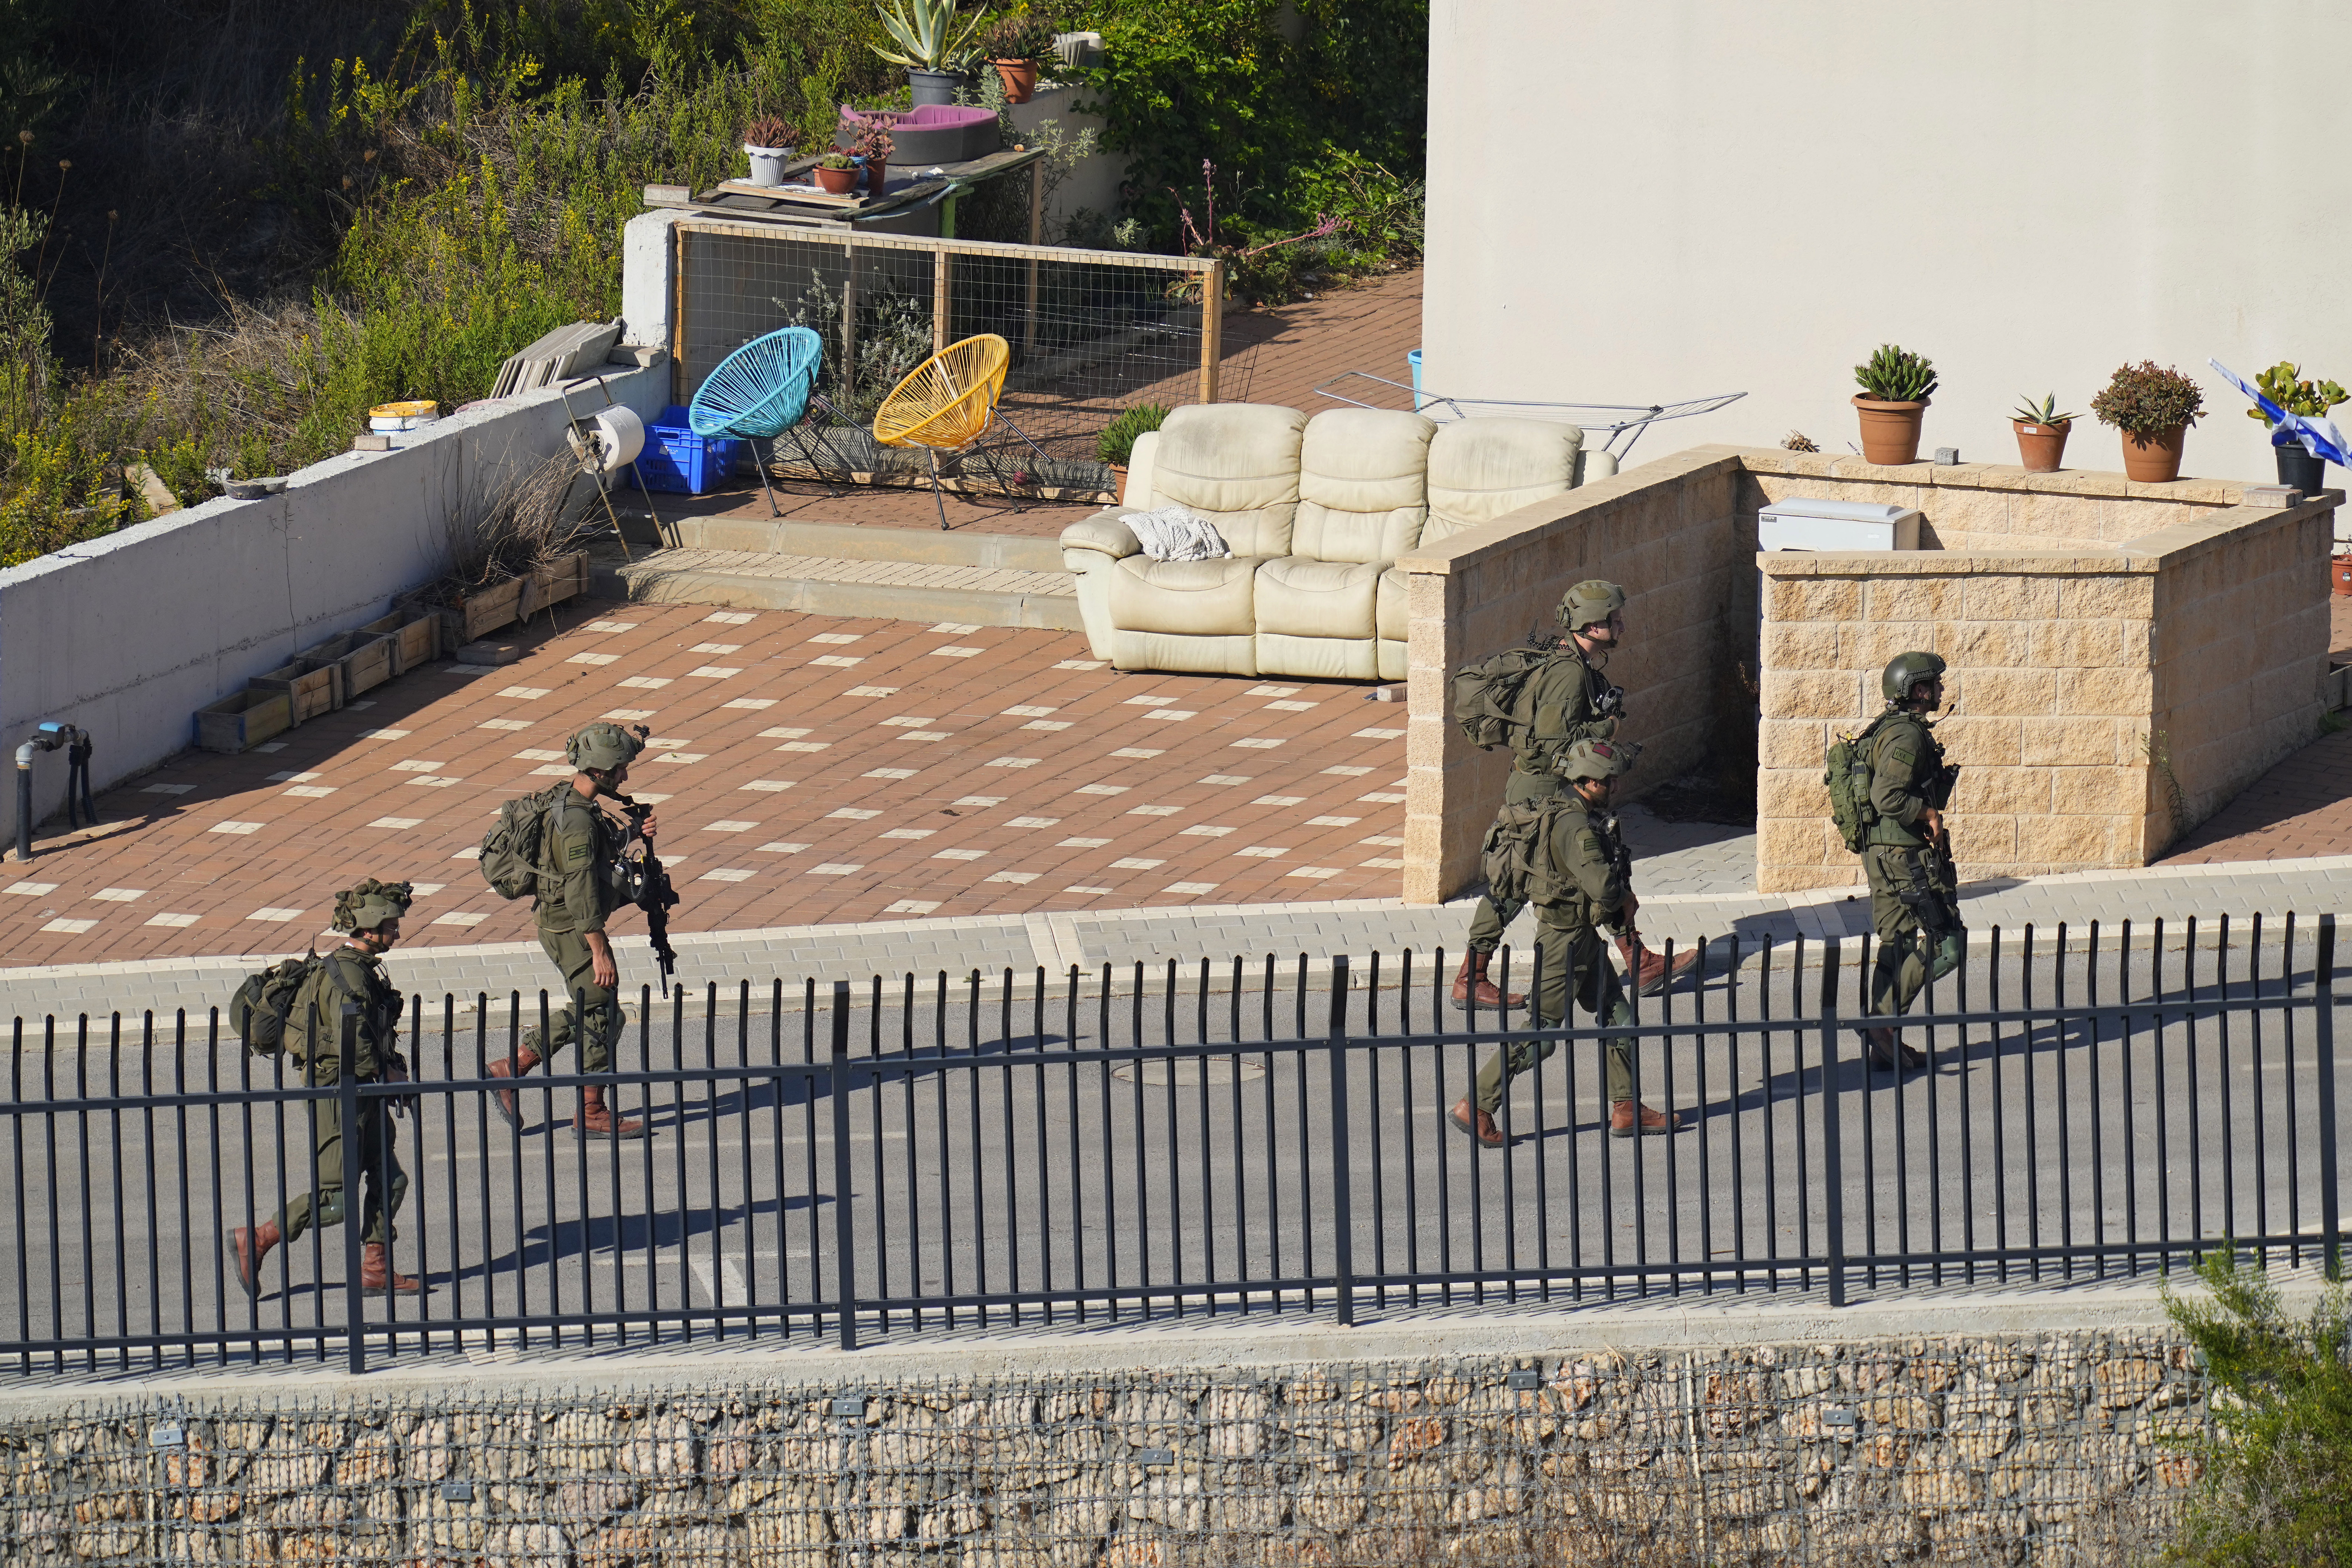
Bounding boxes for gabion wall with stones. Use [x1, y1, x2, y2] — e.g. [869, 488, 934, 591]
[2, 1333, 2205, 1567]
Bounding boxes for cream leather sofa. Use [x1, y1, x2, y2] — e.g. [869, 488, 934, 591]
[1060, 402, 1614, 680]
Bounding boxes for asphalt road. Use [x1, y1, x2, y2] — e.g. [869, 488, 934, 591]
[6, 940, 2346, 1368]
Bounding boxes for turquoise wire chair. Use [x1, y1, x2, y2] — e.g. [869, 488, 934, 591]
[687, 326, 839, 515]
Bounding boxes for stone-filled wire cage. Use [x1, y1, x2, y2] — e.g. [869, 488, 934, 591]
[673, 222, 1225, 502]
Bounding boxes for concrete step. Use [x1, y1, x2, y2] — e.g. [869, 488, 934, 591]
[594, 546, 1083, 631]
[661, 516, 1068, 573]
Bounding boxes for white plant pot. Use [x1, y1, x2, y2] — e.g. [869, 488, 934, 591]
[744, 143, 793, 186]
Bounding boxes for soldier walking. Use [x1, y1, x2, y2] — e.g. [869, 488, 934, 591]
[1448, 740, 1683, 1146]
[1854, 651, 1965, 1071]
[1453, 580, 1698, 1008]
[226, 879, 421, 1297]
[482, 722, 654, 1138]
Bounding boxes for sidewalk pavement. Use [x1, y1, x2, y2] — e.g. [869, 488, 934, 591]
[9, 844, 2344, 1026]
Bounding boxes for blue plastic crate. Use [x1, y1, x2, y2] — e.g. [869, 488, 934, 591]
[633, 405, 741, 494]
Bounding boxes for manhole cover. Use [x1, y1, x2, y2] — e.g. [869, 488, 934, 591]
[1111, 1057, 1269, 1086]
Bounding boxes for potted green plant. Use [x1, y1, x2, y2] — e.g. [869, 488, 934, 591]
[849, 122, 895, 194]
[2009, 392, 2075, 474]
[873, 0, 987, 106]
[814, 152, 860, 195]
[1096, 402, 1168, 498]
[1852, 344, 1937, 465]
[980, 12, 1057, 103]
[2244, 361, 2348, 493]
[743, 115, 795, 186]
[2090, 361, 2205, 483]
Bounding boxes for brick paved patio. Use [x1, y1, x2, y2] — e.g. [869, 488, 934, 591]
[0, 603, 1407, 965]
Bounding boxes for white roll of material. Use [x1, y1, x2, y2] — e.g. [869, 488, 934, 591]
[588, 406, 646, 472]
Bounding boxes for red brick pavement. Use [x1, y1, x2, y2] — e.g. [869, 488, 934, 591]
[2161, 725, 2352, 864]
[658, 268, 1426, 540]
[0, 602, 1407, 964]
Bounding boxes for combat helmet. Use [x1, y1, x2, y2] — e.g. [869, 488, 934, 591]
[1881, 650, 1948, 706]
[1556, 580, 1626, 635]
[567, 721, 647, 776]
[1557, 737, 1641, 782]
[332, 878, 414, 933]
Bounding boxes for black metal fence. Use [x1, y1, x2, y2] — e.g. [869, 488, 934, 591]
[3, 915, 2342, 1374]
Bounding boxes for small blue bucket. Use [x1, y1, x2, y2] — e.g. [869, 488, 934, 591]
[1406, 348, 1425, 411]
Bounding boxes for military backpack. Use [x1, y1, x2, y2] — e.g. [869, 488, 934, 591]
[227, 954, 368, 1057]
[1450, 645, 1556, 750]
[1824, 716, 1889, 855]
[479, 783, 572, 900]
[1480, 798, 1621, 921]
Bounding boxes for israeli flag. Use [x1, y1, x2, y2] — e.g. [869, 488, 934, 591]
[2209, 358, 2349, 466]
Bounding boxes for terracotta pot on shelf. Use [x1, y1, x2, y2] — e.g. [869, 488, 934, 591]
[814, 163, 858, 194]
[2333, 554, 2352, 596]
[1852, 395, 1928, 465]
[2118, 425, 2186, 483]
[993, 58, 1038, 103]
[2012, 419, 2070, 474]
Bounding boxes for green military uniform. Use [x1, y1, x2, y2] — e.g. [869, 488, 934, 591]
[277, 945, 408, 1248]
[1463, 646, 1622, 954]
[529, 785, 632, 1072]
[1863, 709, 1963, 1021]
[1470, 795, 1642, 1113]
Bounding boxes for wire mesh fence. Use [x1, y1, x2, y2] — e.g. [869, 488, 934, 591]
[674, 222, 1223, 501]
[1, 1349, 2198, 1567]
[1, 919, 2343, 1375]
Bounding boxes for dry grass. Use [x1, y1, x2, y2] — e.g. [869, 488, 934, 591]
[435, 450, 596, 596]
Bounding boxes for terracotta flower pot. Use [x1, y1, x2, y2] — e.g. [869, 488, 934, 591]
[2118, 425, 2186, 484]
[864, 155, 889, 194]
[1106, 463, 1128, 502]
[1852, 395, 1928, 465]
[993, 59, 1038, 103]
[814, 164, 858, 194]
[2012, 419, 2070, 474]
[2333, 554, 2352, 596]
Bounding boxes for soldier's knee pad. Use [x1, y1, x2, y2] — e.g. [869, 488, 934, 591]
[383, 1167, 410, 1214]
[315, 1188, 346, 1228]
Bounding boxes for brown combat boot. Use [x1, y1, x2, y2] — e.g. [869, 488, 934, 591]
[1863, 1028, 1926, 1073]
[482, 1046, 543, 1129]
[575, 1085, 648, 1140]
[1608, 1100, 1682, 1139]
[1449, 951, 1525, 1010]
[1447, 1097, 1507, 1149]
[361, 1243, 422, 1295]
[1617, 934, 1703, 998]
[225, 1220, 280, 1300]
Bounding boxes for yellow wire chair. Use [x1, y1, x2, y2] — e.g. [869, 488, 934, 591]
[871, 333, 1052, 529]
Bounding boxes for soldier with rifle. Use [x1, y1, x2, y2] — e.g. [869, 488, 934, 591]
[481, 721, 675, 1137]
[1853, 651, 1965, 1071]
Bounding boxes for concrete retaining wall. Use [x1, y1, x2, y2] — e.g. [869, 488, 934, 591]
[0, 369, 665, 834]
[0, 1337, 2197, 1565]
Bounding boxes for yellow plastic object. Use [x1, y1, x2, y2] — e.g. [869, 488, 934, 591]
[368, 400, 441, 420]
[871, 335, 1011, 453]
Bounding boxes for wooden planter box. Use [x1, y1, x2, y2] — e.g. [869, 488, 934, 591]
[249, 654, 343, 725]
[305, 630, 397, 698]
[437, 576, 526, 647]
[519, 552, 589, 619]
[194, 689, 294, 753]
[361, 609, 440, 675]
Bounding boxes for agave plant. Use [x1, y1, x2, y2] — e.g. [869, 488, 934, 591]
[1854, 343, 1938, 403]
[2010, 392, 2075, 426]
[871, 0, 988, 72]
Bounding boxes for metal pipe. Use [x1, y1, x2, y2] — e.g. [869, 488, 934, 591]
[13, 722, 92, 861]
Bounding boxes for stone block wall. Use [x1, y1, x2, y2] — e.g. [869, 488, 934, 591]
[0, 1337, 2201, 1566]
[1396, 448, 1749, 904]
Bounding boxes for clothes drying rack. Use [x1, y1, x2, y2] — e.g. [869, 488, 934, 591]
[1312, 373, 1745, 466]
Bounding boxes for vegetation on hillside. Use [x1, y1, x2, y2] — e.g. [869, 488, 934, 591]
[0, 0, 1425, 567]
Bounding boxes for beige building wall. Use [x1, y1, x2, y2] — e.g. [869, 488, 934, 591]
[1424, 3, 2352, 498]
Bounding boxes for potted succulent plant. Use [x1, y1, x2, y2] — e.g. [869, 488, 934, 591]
[873, 0, 987, 106]
[1851, 344, 1937, 465]
[2090, 361, 2205, 483]
[1096, 401, 1168, 498]
[814, 152, 860, 195]
[849, 122, 896, 194]
[980, 12, 1058, 103]
[2244, 361, 2348, 494]
[2010, 392, 2074, 474]
[743, 114, 795, 186]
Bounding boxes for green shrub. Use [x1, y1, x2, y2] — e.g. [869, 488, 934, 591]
[2092, 361, 2206, 436]
[1096, 401, 1167, 466]
[2164, 1247, 2352, 1566]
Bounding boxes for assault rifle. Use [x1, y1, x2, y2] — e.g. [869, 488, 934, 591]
[614, 729, 681, 996]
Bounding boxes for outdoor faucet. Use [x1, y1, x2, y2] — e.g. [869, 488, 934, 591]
[14, 721, 95, 863]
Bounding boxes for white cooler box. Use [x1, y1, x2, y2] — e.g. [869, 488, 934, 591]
[1758, 498, 1921, 551]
